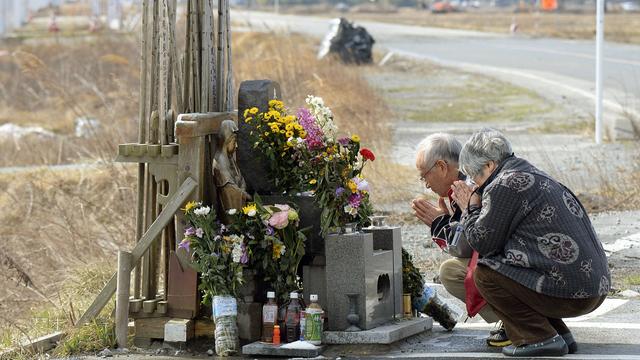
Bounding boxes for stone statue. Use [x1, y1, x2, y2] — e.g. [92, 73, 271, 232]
[213, 120, 251, 217]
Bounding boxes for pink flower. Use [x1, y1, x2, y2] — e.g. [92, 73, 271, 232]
[268, 211, 290, 229]
[297, 107, 325, 150]
[275, 204, 291, 212]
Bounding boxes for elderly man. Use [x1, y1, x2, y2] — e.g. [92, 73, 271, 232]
[412, 133, 508, 346]
[453, 128, 609, 357]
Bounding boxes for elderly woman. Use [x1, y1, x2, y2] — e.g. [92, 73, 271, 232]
[452, 128, 609, 357]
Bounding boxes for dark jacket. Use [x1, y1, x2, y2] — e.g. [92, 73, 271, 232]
[462, 156, 610, 299]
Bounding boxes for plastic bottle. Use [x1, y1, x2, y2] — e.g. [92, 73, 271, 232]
[285, 291, 301, 343]
[304, 294, 324, 345]
[273, 325, 281, 345]
[300, 308, 306, 341]
[262, 291, 278, 343]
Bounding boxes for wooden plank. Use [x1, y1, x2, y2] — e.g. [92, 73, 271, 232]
[174, 111, 236, 138]
[76, 177, 197, 327]
[135, 317, 170, 339]
[143, 298, 160, 313]
[116, 251, 132, 349]
[195, 319, 215, 338]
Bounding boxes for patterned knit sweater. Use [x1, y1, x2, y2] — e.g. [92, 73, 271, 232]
[462, 156, 610, 299]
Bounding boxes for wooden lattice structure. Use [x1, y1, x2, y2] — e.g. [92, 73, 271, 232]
[78, 0, 236, 339]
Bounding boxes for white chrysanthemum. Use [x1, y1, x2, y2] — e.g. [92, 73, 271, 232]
[247, 209, 257, 217]
[194, 206, 211, 216]
[227, 208, 237, 215]
[344, 205, 358, 216]
[232, 243, 243, 263]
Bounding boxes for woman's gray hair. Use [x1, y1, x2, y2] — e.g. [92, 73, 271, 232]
[416, 133, 462, 170]
[459, 128, 513, 178]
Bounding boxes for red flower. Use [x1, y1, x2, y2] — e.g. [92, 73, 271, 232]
[360, 148, 375, 161]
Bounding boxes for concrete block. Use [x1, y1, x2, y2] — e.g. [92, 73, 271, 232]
[237, 302, 262, 342]
[242, 341, 324, 357]
[322, 317, 432, 344]
[364, 227, 403, 319]
[325, 232, 395, 331]
[164, 319, 194, 343]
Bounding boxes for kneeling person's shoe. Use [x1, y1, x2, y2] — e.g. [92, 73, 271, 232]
[561, 332, 578, 354]
[486, 326, 511, 347]
[502, 334, 568, 357]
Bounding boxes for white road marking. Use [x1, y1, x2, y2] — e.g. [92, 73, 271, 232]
[490, 44, 640, 68]
[379, 353, 640, 359]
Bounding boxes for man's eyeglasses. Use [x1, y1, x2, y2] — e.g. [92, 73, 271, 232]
[419, 160, 446, 182]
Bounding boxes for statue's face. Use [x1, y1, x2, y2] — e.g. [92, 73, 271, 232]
[226, 135, 237, 153]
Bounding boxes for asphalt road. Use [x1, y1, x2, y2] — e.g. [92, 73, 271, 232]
[232, 10, 640, 131]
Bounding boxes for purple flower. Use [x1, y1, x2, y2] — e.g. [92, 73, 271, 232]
[357, 179, 370, 192]
[195, 228, 204, 238]
[265, 226, 275, 236]
[348, 193, 363, 208]
[338, 137, 350, 146]
[240, 244, 249, 264]
[178, 239, 190, 253]
[184, 227, 195, 236]
[297, 107, 325, 150]
[335, 187, 345, 196]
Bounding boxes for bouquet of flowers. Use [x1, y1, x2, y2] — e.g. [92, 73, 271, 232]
[226, 196, 306, 305]
[179, 201, 249, 356]
[244, 96, 376, 236]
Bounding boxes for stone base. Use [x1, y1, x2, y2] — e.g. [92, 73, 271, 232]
[322, 317, 432, 345]
[242, 341, 325, 358]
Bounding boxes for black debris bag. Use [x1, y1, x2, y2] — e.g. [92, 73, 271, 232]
[318, 18, 375, 65]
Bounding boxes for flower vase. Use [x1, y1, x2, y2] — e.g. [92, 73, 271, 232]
[343, 222, 359, 234]
[212, 295, 239, 356]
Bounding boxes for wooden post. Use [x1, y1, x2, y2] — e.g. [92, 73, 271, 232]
[116, 251, 132, 349]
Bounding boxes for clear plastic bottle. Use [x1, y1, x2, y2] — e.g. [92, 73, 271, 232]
[262, 291, 278, 343]
[285, 292, 301, 343]
[304, 294, 324, 345]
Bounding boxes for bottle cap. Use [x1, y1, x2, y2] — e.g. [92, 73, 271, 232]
[267, 291, 275, 298]
[290, 292, 298, 299]
[310, 294, 318, 302]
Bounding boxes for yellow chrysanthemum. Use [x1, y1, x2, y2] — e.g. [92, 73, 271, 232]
[244, 117, 252, 123]
[351, 134, 360, 143]
[280, 130, 286, 134]
[348, 180, 358, 193]
[286, 131, 294, 138]
[271, 125, 280, 133]
[299, 130, 307, 139]
[309, 179, 317, 185]
[249, 107, 259, 114]
[242, 203, 257, 215]
[264, 132, 270, 137]
[294, 123, 302, 131]
[285, 123, 294, 131]
[243, 109, 250, 118]
[182, 200, 198, 213]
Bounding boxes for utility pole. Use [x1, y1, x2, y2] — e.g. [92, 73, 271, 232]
[595, 0, 604, 144]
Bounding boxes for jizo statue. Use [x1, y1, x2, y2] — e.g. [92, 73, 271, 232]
[213, 120, 251, 220]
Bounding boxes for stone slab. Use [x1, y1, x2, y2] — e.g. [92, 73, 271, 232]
[237, 302, 262, 342]
[237, 79, 282, 195]
[242, 341, 324, 358]
[322, 317, 432, 345]
[164, 319, 194, 343]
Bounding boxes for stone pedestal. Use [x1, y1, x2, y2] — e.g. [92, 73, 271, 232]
[324, 232, 395, 331]
[364, 226, 403, 319]
[237, 80, 282, 195]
